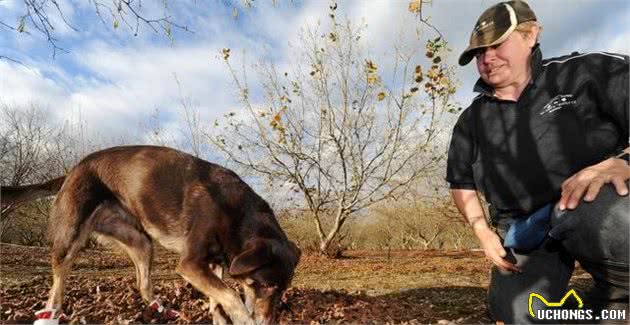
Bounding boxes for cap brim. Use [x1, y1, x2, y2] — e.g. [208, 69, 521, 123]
[458, 46, 482, 66]
[458, 39, 502, 66]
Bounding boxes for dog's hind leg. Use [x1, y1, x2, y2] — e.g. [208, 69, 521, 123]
[93, 202, 154, 303]
[209, 264, 228, 325]
[46, 188, 103, 310]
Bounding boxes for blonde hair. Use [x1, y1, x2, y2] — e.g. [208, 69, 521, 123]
[515, 21, 542, 42]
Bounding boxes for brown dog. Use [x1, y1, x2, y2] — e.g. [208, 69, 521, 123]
[0, 145, 301, 325]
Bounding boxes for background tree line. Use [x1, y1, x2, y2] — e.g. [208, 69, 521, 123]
[0, 1, 480, 255]
[0, 99, 476, 253]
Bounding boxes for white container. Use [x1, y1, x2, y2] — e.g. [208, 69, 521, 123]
[33, 308, 60, 325]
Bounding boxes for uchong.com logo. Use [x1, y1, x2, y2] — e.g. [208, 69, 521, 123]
[529, 289, 627, 322]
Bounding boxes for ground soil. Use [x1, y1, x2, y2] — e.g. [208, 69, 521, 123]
[0, 243, 593, 324]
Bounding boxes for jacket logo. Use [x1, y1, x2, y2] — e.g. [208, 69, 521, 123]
[540, 94, 577, 115]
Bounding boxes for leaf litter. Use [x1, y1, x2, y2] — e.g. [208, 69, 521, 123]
[0, 244, 593, 324]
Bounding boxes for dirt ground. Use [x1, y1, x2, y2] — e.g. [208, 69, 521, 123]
[0, 243, 593, 324]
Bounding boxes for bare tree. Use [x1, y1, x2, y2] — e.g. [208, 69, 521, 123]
[210, 4, 458, 256]
[0, 105, 59, 239]
[13, 200, 50, 246]
[173, 74, 206, 158]
[0, 105, 55, 186]
[0, 104, 101, 244]
[436, 200, 476, 250]
[450, 226, 471, 250]
[405, 221, 446, 250]
[374, 201, 445, 250]
[0, 0, 293, 62]
[1, 0, 194, 60]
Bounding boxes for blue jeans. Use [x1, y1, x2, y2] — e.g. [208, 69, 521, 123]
[488, 183, 629, 324]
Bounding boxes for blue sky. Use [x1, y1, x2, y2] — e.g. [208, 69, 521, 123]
[1, 0, 629, 152]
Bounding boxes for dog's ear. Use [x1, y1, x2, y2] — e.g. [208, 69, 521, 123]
[229, 240, 272, 276]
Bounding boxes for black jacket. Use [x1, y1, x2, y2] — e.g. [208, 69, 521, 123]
[446, 45, 629, 223]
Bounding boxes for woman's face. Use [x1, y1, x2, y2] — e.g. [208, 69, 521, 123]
[475, 30, 536, 90]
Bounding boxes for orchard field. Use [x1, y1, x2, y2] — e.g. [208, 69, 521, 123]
[0, 243, 593, 324]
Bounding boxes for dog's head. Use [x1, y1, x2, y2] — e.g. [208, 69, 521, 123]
[229, 239, 301, 325]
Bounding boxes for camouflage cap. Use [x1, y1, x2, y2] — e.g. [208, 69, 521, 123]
[459, 0, 537, 66]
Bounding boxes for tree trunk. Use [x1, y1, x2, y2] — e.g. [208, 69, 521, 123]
[318, 208, 347, 257]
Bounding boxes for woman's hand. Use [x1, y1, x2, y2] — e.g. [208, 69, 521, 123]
[451, 189, 522, 273]
[473, 221, 521, 273]
[559, 156, 630, 210]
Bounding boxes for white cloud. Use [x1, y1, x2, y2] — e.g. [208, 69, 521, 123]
[0, 61, 68, 112]
[607, 30, 630, 54]
[1, 0, 628, 144]
[0, 0, 17, 10]
[2, 40, 241, 140]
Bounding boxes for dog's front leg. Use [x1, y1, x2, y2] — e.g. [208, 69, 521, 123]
[209, 264, 228, 325]
[243, 281, 255, 316]
[177, 258, 254, 325]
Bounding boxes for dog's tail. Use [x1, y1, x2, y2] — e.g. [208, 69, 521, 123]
[1, 176, 66, 210]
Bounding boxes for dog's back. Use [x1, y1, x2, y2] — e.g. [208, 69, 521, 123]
[61, 145, 286, 253]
